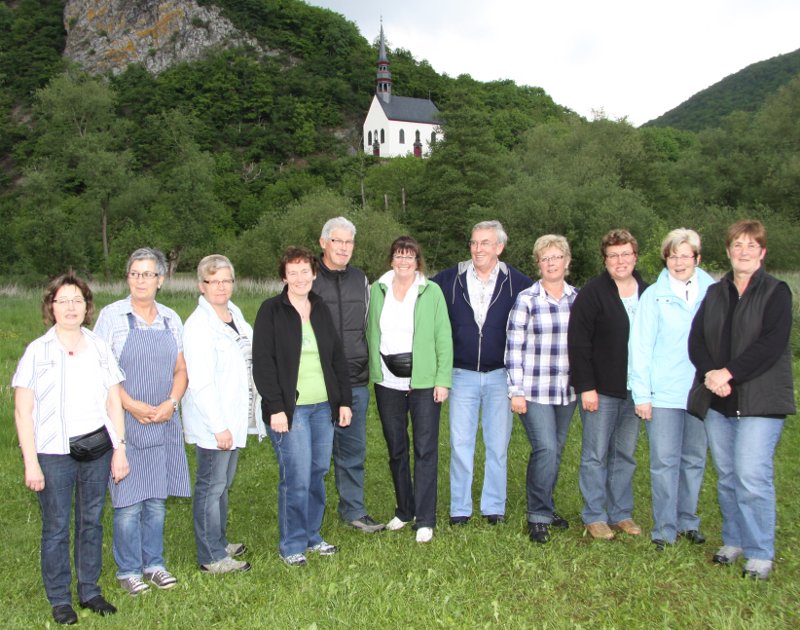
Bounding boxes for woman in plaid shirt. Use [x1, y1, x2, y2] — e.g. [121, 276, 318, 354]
[506, 235, 578, 544]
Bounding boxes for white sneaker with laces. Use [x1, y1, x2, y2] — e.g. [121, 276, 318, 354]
[416, 527, 433, 543]
[385, 516, 409, 531]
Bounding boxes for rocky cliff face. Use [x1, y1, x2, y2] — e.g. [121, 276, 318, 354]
[63, 0, 274, 75]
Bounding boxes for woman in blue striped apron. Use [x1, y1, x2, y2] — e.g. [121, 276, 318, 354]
[94, 248, 191, 596]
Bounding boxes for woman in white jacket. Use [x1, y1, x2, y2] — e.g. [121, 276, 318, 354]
[182, 255, 262, 573]
[629, 229, 715, 551]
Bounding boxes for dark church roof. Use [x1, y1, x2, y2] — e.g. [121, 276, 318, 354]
[377, 95, 440, 124]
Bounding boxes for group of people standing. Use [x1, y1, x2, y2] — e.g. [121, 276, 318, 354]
[13, 217, 792, 624]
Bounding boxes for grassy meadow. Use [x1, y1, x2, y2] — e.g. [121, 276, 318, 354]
[1, 278, 799, 629]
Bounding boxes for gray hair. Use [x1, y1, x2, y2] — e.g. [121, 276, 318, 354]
[197, 254, 235, 282]
[660, 228, 701, 260]
[321, 216, 357, 240]
[472, 220, 508, 245]
[126, 248, 167, 277]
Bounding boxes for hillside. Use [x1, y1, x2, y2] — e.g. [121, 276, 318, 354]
[645, 47, 800, 131]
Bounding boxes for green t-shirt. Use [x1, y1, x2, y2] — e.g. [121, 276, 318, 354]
[296, 321, 328, 406]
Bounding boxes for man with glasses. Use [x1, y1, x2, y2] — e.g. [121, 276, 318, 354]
[432, 221, 532, 526]
[312, 217, 384, 533]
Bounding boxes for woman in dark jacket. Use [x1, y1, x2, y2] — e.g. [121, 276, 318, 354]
[567, 229, 648, 540]
[688, 220, 793, 581]
[252, 247, 352, 567]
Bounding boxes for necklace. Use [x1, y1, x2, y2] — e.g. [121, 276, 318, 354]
[56, 331, 83, 356]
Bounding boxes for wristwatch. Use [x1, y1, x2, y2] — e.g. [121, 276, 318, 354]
[169, 397, 178, 412]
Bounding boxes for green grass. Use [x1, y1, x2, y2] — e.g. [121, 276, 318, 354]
[1, 286, 799, 629]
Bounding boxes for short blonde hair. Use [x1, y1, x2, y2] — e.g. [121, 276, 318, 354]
[533, 235, 571, 272]
[197, 254, 235, 282]
[660, 228, 701, 261]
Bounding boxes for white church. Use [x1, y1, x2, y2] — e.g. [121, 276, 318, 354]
[362, 26, 441, 158]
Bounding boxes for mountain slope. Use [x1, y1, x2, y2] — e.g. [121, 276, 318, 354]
[645, 47, 800, 131]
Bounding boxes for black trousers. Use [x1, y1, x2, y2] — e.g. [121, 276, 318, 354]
[374, 384, 442, 528]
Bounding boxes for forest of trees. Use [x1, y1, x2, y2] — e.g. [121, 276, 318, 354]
[2, 0, 800, 285]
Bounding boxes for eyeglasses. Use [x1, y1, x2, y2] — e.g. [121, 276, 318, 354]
[605, 251, 635, 261]
[53, 297, 85, 306]
[128, 271, 159, 279]
[731, 242, 761, 252]
[539, 255, 565, 263]
[469, 240, 497, 249]
[393, 255, 417, 261]
[666, 254, 696, 262]
[329, 238, 355, 247]
[203, 279, 234, 288]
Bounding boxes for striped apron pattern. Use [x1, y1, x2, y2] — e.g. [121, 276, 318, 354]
[109, 313, 190, 508]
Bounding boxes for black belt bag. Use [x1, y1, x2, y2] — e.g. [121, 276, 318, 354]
[381, 352, 413, 378]
[69, 426, 113, 462]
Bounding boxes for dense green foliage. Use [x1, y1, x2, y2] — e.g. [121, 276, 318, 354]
[646, 47, 800, 131]
[2, 0, 800, 285]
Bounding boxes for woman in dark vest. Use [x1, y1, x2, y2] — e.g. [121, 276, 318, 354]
[688, 220, 794, 581]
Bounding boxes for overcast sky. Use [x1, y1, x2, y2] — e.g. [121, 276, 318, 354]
[309, 0, 800, 126]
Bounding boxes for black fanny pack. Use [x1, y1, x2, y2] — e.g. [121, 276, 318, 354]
[381, 352, 413, 378]
[69, 426, 113, 462]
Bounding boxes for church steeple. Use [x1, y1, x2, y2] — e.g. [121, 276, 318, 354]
[376, 21, 392, 103]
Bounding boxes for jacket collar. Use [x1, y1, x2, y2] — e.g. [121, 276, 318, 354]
[279, 284, 323, 306]
[317, 254, 350, 277]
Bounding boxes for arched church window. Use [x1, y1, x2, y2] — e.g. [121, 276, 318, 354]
[380, 129, 385, 143]
[399, 129, 405, 144]
[368, 131, 372, 145]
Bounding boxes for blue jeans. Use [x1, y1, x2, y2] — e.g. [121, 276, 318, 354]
[269, 402, 334, 558]
[519, 401, 577, 524]
[579, 392, 640, 524]
[37, 451, 112, 606]
[113, 498, 167, 578]
[646, 407, 707, 543]
[333, 385, 369, 522]
[449, 368, 513, 517]
[704, 409, 784, 560]
[374, 385, 441, 528]
[193, 446, 240, 565]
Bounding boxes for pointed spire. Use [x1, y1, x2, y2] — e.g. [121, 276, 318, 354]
[376, 19, 392, 103]
[378, 20, 388, 63]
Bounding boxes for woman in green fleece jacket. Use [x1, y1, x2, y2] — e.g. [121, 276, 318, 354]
[367, 236, 452, 544]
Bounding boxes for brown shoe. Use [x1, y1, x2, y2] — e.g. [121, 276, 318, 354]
[585, 521, 615, 540]
[610, 519, 642, 535]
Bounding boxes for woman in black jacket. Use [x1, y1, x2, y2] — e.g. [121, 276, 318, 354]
[567, 229, 648, 540]
[252, 247, 352, 567]
[688, 220, 793, 581]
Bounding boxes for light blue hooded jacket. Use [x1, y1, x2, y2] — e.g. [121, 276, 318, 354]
[629, 267, 716, 409]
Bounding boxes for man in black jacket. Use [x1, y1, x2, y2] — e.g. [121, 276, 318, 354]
[312, 217, 384, 532]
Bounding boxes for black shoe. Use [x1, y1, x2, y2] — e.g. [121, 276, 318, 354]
[52, 605, 78, 625]
[679, 529, 706, 544]
[528, 522, 550, 543]
[80, 594, 117, 616]
[652, 538, 667, 552]
[449, 516, 470, 526]
[485, 514, 505, 525]
[551, 511, 569, 530]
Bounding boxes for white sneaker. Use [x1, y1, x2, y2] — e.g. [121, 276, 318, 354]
[385, 516, 409, 531]
[416, 527, 433, 543]
[200, 556, 251, 574]
[742, 558, 773, 580]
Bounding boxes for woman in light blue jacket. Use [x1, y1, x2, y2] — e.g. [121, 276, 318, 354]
[183, 255, 263, 574]
[629, 229, 715, 551]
